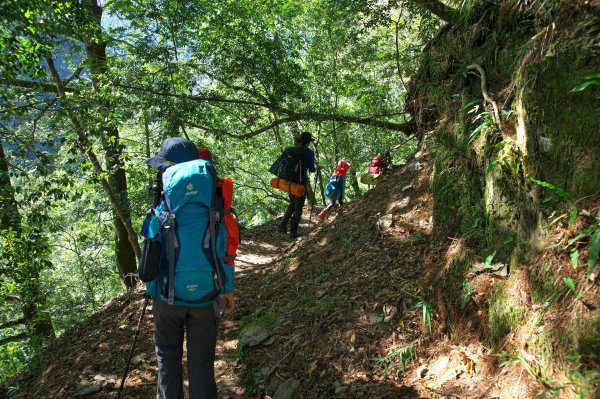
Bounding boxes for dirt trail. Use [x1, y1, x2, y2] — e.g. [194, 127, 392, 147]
[2, 150, 523, 398]
[0, 188, 315, 399]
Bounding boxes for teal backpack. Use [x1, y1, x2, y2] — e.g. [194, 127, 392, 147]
[140, 159, 235, 307]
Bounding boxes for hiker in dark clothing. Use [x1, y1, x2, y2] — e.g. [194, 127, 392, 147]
[278, 131, 319, 238]
[145, 137, 235, 399]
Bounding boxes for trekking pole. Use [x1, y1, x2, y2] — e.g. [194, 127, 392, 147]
[117, 294, 151, 399]
[309, 170, 319, 227]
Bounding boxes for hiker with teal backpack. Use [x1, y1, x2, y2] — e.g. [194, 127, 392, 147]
[318, 158, 351, 220]
[275, 131, 320, 238]
[139, 137, 237, 399]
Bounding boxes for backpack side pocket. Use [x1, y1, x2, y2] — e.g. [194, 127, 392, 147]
[139, 238, 162, 282]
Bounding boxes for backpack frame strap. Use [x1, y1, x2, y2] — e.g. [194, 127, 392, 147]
[163, 213, 177, 305]
[207, 165, 225, 292]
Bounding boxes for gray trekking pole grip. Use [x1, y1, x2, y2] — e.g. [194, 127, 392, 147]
[117, 294, 150, 398]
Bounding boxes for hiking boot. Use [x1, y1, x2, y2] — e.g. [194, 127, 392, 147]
[277, 223, 287, 234]
[317, 209, 329, 220]
[290, 231, 303, 239]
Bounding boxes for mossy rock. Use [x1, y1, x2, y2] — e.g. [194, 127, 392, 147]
[518, 18, 600, 200]
[526, 330, 556, 378]
[528, 261, 556, 304]
[487, 277, 527, 346]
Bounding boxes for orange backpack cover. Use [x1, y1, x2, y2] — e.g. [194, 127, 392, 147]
[217, 177, 239, 266]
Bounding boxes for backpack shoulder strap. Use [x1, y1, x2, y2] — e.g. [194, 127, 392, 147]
[158, 174, 178, 304]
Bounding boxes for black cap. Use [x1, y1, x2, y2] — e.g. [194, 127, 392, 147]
[145, 137, 199, 172]
[297, 131, 312, 145]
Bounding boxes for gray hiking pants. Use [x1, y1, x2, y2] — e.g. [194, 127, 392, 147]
[153, 299, 218, 399]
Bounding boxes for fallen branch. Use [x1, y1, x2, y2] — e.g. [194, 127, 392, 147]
[264, 336, 301, 379]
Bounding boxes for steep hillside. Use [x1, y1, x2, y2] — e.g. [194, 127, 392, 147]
[400, 1, 600, 397]
[1, 2, 599, 399]
[1, 143, 598, 398]
[235, 150, 437, 398]
[0, 152, 437, 399]
[1, 150, 441, 399]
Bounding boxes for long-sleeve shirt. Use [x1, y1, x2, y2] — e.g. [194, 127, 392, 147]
[333, 159, 350, 177]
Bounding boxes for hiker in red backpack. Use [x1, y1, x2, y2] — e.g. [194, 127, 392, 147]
[368, 152, 390, 175]
[361, 151, 392, 188]
[318, 158, 351, 220]
[277, 131, 320, 238]
[144, 138, 235, 399]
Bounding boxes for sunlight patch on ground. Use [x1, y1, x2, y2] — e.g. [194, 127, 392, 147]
[236, 253, 274, 266]
[240, 240, 278, 252]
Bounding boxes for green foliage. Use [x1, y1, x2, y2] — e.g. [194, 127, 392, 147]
[529, 178, 571, 201]
[560, 215, 600, 279]
[509, 0, 562, 24]
[398, 290, 435, 335]
[460, 279, 474, 310]
[43, 211, 122, 334]
[537, 353, 600, 399]
[535, 286, 567, 327]
[589, 229, 600, 278]
[412, 297, 434, 335]
[241, 310, 279, 333]
[534, 277, 586, 327]
[570, 73, 600, 99]
[467, 108, 494, 145]
[370, 340, 417, 378]
[496, 351, 538, 381]
[562, 277, 576, 293]
[0, 343, 28, 384]
[0, 226, 53, 379]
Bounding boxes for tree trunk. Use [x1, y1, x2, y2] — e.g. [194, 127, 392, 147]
[412, 0, 460, 24]
[108, 146, 138, 288]
[0, 142, 55, 348]
[85, 0, 137, 287]
[0, 142, 21, 229]
[21, 275, 56, 349]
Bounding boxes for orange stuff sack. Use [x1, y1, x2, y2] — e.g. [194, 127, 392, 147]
[217, 177, 239, 266]
[270, 178, 306, 197]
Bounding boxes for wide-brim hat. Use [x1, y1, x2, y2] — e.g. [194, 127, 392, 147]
[145, 137, 199, 172]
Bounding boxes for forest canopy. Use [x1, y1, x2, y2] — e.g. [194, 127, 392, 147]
[0, 0, 452, 380]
